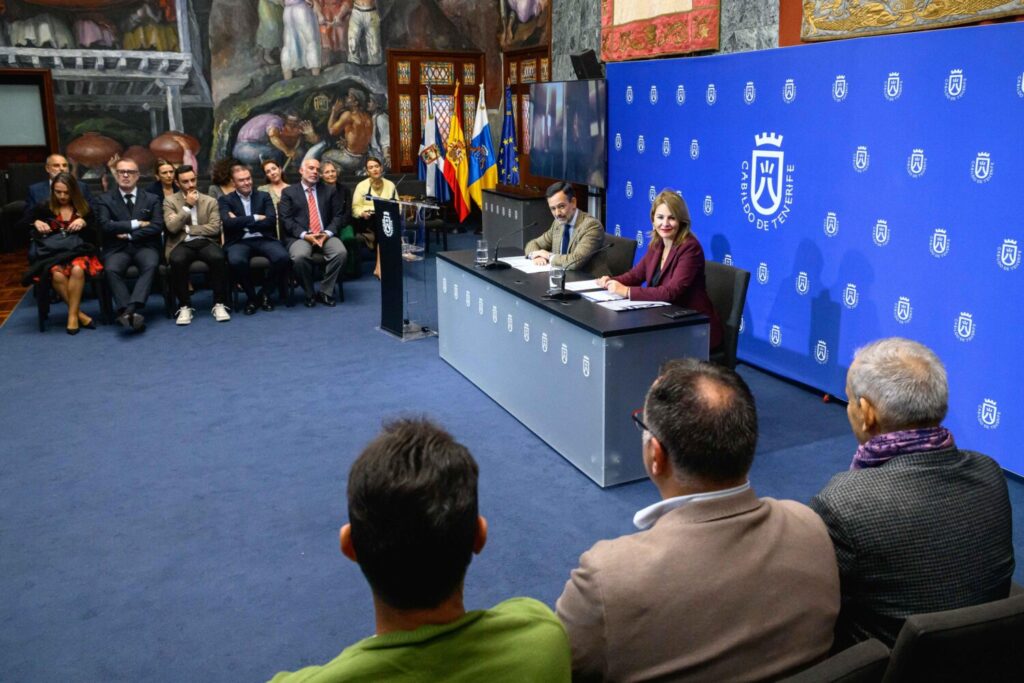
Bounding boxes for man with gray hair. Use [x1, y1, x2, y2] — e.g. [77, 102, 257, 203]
[811, 337, 1014, 649]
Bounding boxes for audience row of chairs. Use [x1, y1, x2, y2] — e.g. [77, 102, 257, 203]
[783, 588, 1024, 682]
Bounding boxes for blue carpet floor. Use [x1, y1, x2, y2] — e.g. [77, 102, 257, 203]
[1, 239, 1021, 682]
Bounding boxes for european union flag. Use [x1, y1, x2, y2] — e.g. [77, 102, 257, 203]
[498, 84, 520, 186]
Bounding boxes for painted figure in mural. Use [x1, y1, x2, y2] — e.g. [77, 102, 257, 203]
[74, 14, 118, 49]
[9, 8, 74, 49]
[281, 0, 322, 79]
[234, 112, 320, 171]
[501, 0, 548, 47]
[317, 89, 373, 174]
[315, 0, 352, 66]
[367, 93, 390, 171]
[348, 0, 382, 65]
[122, 0, 178, 51]
[257, 0, 285, 65]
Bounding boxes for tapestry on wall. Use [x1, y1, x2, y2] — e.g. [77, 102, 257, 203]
[600, 0, 719, 62]
[802, 0, 1024, 41]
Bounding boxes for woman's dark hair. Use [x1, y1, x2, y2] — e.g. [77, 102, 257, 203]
[49, 172, 90, 217]
[210, 157, 242, 186]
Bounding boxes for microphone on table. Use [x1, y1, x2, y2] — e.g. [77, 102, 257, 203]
[544, 241, 614, 301]
[484, 222, 538, 270]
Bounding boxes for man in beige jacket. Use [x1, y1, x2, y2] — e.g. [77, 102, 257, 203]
[164, 165, 231, 325]
[556, 359, 840, 682]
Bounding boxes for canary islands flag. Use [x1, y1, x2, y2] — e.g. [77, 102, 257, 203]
[468, 83, 498, 209]
[498, 84, 519, 185]
[444, 82, 471, 222]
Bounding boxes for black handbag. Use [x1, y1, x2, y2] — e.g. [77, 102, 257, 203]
[35, 231, 85, 259]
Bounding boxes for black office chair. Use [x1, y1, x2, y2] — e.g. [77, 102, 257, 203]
[705, 260, 750, 369]
[881, 592, 1024, 682]
[780, 639, 890, 683]
[601, 234, 638, 276]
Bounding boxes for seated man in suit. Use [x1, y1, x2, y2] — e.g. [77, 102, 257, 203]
[164, 165, 231, 325]
[557, 359, 839, 682]
[218, 164, 288, 315]
[23, 154, 94, 261]
[94, 158, 163, 333]
[524, 181, 604, 271]
[278, 157, 346, 307]
[268, 418, 571, 682]
[811, 337, 1015, 649]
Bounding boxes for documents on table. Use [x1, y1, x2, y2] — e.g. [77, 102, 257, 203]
[498, 256, 551, 273]
[565, 279, 604, 292]
[583, 289, 625, 302]
[598, 299, 671, 312]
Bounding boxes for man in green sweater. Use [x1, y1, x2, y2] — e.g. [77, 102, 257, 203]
[268, 418, 571, 682]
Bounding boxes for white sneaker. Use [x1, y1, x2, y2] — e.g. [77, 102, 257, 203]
[175, 306, 194, 326]
[212, 303, 231, 322]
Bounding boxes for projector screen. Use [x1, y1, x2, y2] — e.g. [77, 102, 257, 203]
[0, 84, 47, 146]
[530, 79, 607, 188]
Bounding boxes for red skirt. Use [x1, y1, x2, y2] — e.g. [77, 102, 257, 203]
[49, 255, 104, 278]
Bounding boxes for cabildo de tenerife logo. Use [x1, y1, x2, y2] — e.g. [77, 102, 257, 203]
[614, 133, 622, 151]
[944, 69, 965, 100]
[706, 83, 717, 105]
[636, 230, 645, 247]
[381, 211, 394, 238]
[832, 74, 848, 102]
[971, 152, 993, 183]
[873, 219, 890, 247]
[853, 145, 870, 172]
[998, 238, 1020, 271]
[1018, 72, 1024, 98]
[676, 84, 686, 105]
[649, 85, 658, 104]
[954, 312, 975, 342]
[756, 261, 769, 285]
[662, 137, 671, 157]
[613, 224, 621, 237]
[744, 81, 756, 105]
[703, 195, 713, 216]
[978, 399, 1000, 429]
[814, 340, 829, 365]
[769, 324, 782, 347]
[884, 72, 903, 101]
[843, 283, 859, 309]
[906, 148, 927, 178]
[930, 228, 950, 258]
[795, 271, 809, 295]
[625, 181, 633, 199]
[740, 132, 795, 231]
[723, 254, 733, 266]
[893, 296, 913, 324]
[782, 78, 796, 104]
[823, 211, 839, 237]
[625, 85, 634, 104]
[690, 139, 700, 160]
[637, 135, 646, 154]
[648, 186, 657, 203]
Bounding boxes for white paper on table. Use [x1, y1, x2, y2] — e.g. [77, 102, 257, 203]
[565, 279, 604, 292]
[498, 256, 551, 273]
[583, 289, 625, 302]
[597, 299, 671, 311]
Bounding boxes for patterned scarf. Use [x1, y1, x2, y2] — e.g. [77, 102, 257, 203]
[850, 426, 955, 470]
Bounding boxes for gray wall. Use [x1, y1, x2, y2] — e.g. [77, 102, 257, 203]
[551, 0, 779, 80]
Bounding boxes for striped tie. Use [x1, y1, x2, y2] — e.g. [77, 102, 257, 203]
[307, 188, 323, 234]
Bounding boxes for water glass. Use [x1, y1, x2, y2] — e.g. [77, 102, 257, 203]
[475, 239, 489, 265]
[548, 263, 566, 291]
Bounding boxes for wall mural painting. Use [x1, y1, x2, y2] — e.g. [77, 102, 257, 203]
[498, 0, 550, 51]
[0, 0, 211, 178]
[802, 0, 1024, 41]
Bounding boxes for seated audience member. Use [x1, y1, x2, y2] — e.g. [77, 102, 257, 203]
[95, 158, 163, 333]
[145, 158, 180, 199]
[269, 418, 571, 682]
[811, 337, 1015, 649]
[23, 173, 103, 335]
[207, 157, 240, 199]
[257, 158, 289, 240]
[22, 154, 93, 260]
[278, 158, 346, 307]
[218, 164, 288, 314]
[164, 165, 231, 325]
[525, 181, 605, 271]
[597, 189, 722, 350]
[557, 359, 839, 682]
[351, 155, 396, 279]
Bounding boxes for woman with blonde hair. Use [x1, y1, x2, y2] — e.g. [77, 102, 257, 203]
[598, 188, 722, 349]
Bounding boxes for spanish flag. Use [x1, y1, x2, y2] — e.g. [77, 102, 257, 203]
[444, 82, 471, 222]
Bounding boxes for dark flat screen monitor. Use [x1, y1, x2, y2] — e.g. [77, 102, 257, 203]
[529, 79, 606, 188]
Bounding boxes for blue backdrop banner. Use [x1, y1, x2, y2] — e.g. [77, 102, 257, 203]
[607, 22, 1024, 474]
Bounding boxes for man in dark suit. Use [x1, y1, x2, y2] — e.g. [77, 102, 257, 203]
[94, 158, 163, 333]
[218, 164, 289, 315]
[811, 337, 1015, 648]
[278, 157, 346, 307]
[557, 359, 839, 681]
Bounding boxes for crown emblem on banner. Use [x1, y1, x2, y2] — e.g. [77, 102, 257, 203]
[755, 132, 783, 147]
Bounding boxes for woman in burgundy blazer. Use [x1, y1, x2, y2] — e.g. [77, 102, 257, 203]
[598, 189, 723, 350]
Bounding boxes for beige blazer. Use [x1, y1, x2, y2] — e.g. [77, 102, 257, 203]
[556, 489, 840, 682]
[163, 192, 223, 259]
[524, 209, 604, 270]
